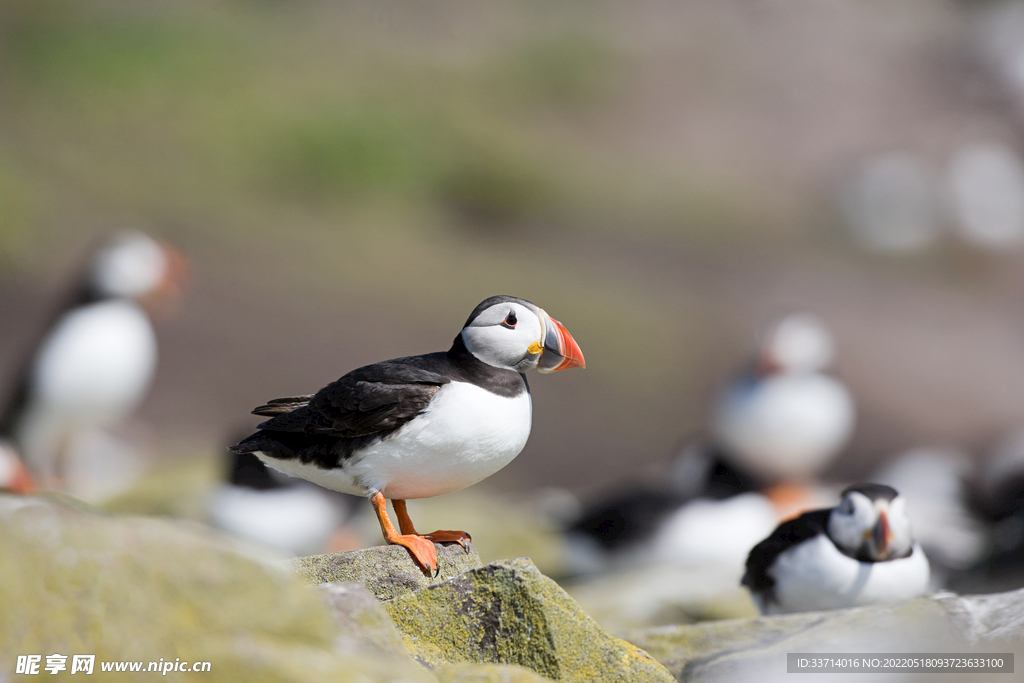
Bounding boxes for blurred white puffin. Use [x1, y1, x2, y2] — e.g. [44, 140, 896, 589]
[0, 232, 188, 496]
[714, 312, 855, 491]
[743, 483, 930, 614]
[566, 313, 853, 573]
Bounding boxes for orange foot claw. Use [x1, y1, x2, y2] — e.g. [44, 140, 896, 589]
[390, 533, 439, 573]
[423, 529, 472, 546]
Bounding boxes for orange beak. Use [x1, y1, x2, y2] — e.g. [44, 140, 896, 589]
[873, 510, 891, 557]
[158, 242, 191, 298]
[0, 447, 35, 495]
[537, 312, 585, 373]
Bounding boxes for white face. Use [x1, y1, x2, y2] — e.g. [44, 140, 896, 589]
[92, 232, 169, 299]
[461, 301, 545, 372]
[763, 313, 834, 373]
[827, 490, 914, 561]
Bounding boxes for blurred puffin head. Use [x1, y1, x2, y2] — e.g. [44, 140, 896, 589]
[757, 312, 834, 375]
[827, 483, 914, 562]
[90, 232, 189, 310]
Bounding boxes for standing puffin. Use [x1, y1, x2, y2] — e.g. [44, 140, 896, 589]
[231, 295, 585, 572]
[0, 232, 188, 489]
[714, 312, 855, 488]
[742, 483, 930, 614]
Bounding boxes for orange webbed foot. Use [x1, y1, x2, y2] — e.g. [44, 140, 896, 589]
[389, 533, 439, 573]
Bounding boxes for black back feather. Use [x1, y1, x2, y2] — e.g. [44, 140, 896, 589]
[742, 508, 832, 598]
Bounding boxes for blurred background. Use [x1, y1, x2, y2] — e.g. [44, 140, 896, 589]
[5, 0, 1024, 629]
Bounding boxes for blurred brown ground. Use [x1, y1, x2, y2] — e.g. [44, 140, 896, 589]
[3, 0, 1024, 500]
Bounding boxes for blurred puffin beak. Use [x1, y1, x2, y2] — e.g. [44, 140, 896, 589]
[158, 242, 191, 298]
[11, 461, 35, 495]
[536, 310, 585, 373]
[0, 445, 35, 495]
[142, 243, 190, 318]
[873, 509, 891, 556]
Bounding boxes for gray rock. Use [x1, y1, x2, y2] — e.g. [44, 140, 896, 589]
[625, 589, 1024, 682]
[317, 581, 415, 659]
[289, 541, 484, 600]
[934, 588, 1024, 644]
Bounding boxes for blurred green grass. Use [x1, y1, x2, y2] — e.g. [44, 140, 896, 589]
[0, 0, 772, 252]
[0, 0, 764, 400]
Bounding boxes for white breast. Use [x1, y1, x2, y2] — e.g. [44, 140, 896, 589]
[649, 493, 779, 566]
[715, 374, 855, 480]
[261, 381, 533, 500]
[763, 535, 930, 614]
[30, 300, 157, 423]
[16, 300, 157, 471]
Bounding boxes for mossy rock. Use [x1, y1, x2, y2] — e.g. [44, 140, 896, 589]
[384, 558, 675, 683]
[0, 494, 431, 683]
[435, 662, 553, 682]
[289, 541, 483, 600]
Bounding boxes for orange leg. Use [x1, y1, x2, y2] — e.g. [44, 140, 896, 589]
[393, 499, 472, 545]
[370, 491, 438, 573]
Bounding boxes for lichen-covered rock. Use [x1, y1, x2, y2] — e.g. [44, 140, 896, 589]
[384, 558, 675, 683]
[434, 663, 553, 683]
[289, 541, 483, 600]
[0, 495, 430, 683]
[625, 588, 1024, 682]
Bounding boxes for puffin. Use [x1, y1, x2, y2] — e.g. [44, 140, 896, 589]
[0, 232, 188, 489]
[742, 483, 930, 615]
[713, 312, 855, 489]
[230, 295, 585, 572]
[566, 313, 851, 572]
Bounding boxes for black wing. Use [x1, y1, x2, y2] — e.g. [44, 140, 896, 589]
[252, 395, 316, 417]
[0, 272, 105, 439]
[742, 508, 831, 597]
[231, 356, 449, 468]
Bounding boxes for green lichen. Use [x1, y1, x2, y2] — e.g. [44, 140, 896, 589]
[288, 541, 483, 600]
[435, 662, 553, 683]
[384, 558, 674, 683]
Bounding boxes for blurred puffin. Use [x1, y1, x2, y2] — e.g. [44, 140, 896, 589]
[743, 483, 930, 614]
[713, 312, 855, 493]
[567, 313, 852, 571]
[0, 232, 188, 489]
[208, 450, 352, 557]
[231, 295, 585, 572]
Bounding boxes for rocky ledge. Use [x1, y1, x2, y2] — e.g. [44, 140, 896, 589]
[4, 494, 1023, 683]
[292, 543, 674, 682]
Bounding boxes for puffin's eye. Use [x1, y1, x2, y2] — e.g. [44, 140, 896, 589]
[501, 311, 517, 329]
